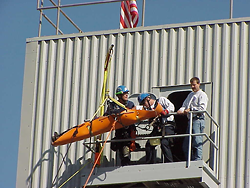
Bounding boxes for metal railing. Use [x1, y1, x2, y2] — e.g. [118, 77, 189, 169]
[186, 111, 219, 175]
[37, 0, 146, 37]
[36, 0, 235, 37]
[84, 110, 220, 178]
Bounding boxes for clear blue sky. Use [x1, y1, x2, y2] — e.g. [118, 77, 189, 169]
[1, 0, 249, 187]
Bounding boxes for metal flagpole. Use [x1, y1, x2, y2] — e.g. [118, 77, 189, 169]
[230, 0, 233, 19]
[141, 0, 145, 26]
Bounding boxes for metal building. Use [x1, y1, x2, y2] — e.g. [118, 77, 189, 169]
[17, 16, 250, 188]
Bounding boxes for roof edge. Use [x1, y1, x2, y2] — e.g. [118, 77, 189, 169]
[26, 17, 250, 43]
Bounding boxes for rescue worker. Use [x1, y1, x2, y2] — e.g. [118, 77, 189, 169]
[104, 85, 139, 166]
[138, 93, 175, 164]
[177, 77, 208, 161]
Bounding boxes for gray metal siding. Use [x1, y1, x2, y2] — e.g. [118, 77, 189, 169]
[17, 17, 250, 188]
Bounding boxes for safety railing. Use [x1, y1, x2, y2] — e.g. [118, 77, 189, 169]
[36, 0, 234, 37]
[37, 0, 146, 36]
[84, 110, 220, 179]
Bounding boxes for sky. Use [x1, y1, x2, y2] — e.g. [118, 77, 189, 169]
[1, 0, 250, 187]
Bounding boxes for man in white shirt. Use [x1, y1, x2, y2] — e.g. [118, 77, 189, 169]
[177, 77, 208, 161]
[138, 93, 175, 163]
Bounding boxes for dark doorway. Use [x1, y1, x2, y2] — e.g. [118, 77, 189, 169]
[168, 90, 191, 162]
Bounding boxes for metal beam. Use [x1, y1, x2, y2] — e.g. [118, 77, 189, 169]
[37, 0, 137, 10]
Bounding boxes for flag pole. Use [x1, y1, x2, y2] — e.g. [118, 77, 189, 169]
[230, 0, 233, 19]
[141, 0, 145, 26]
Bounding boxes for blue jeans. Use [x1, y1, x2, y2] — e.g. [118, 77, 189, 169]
[183, 118, 205, 161]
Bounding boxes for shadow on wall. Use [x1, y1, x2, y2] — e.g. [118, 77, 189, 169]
[56, 156, 86, 188]
[26, 145, 117, 188]
[26, 147, 55, 188]
[52, 151, 117, 187]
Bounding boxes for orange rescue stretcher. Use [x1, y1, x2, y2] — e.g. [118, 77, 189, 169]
[51, 103, 163, 146]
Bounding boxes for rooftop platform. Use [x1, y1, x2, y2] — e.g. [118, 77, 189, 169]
[82, 160, 219, 188]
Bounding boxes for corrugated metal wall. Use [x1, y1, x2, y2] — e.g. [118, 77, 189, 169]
[17, 17, 250, 188]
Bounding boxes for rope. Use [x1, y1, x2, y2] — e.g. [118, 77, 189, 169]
[90, 96, 108, 121]
[51, 128, 80, 187]
[83, 122, 116, 188]
[51, 44, 118, 188]
[108, 95, 127, 110]
[100, 44, 114, 116]
[94, 44, 114, 167]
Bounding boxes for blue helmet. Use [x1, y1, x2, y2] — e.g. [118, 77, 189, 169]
[138, 93, 150, 105]
[115, 85, 129, 96]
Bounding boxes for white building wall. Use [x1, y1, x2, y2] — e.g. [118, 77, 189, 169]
[17, 17, 250, 188]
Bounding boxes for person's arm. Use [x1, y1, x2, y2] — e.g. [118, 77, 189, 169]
[159, 97, 175, 113]
[166, 98, 175, 113]
[156, 97, 173, 115]
[177, 95, 190, 114]
[103, 103, 111, 116]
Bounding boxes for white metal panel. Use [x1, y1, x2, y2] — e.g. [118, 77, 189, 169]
[17, 17, 250, 188]
[237, 22, 249, 188]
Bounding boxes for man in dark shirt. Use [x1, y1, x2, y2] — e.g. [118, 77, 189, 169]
[105, 85, 137, 166]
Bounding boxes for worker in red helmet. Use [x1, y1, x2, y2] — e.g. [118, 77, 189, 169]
[138, 93, 175, 164]
[104, 85, 139, 166]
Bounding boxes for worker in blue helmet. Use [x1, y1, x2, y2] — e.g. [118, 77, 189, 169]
[104, 85, 139, 166]
[138, 93, 175, 164]
[137, 93, 150, 106]
[115, 85, 130, 104]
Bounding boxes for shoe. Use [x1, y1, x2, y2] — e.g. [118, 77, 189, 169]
[121, 157, 130, 166]
[51, 132, 59, 142]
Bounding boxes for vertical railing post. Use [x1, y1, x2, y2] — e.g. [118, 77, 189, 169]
[187, 112, 193, 168]
[216, 119, 220, 178]
[38, 0, 43, 37]
[213, 119, 217, 176]
[56, 0, 61, 35]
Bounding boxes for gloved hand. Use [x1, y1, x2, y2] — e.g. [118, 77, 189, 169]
[161, 109, 169, 116]
[129, 141, 141, 151]
[130, 142, 136, 151]
[130, 130, 137, 151]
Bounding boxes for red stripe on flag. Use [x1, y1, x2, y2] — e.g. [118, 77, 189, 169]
[120, 0, 139, 29]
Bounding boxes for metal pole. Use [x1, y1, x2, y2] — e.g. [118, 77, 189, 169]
[216, 119, 220, 178]
[187, 112, 193, 168]
[230, 0, 233, 19]
[49, 0, 83, 33]
[56, 0, 61, 35]
[42, 13, 64, 34]
[38, 0, 43, 37]
[37, 0, 138, 10]
[141, 0, 145, 27]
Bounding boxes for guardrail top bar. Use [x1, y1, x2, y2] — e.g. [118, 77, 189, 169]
[37, 0, 138, 10]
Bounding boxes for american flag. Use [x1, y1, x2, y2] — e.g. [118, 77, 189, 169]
[120, 0, 139, 29]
